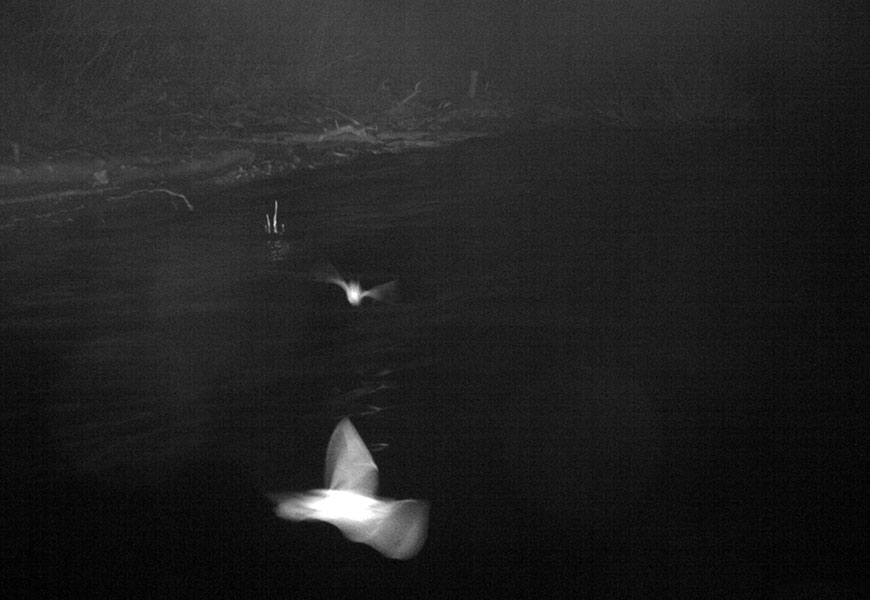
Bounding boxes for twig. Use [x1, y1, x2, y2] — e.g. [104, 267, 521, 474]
[398, 80, 423, 107]
[106, 188, 193, 211]
[325, 107, 363, 127]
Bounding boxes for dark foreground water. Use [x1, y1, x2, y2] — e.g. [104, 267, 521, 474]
[1, 126, 864, 598]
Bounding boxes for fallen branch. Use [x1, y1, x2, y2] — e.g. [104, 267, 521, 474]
[318, 123, 381, 144]
[0, 185, 122, 207]
[106, 188, 194, 211]
[198, 130, 381, 145]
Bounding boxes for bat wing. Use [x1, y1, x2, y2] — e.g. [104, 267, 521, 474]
[325, 418, 378, 496]
[362, 280, 399, 303]
[271, 493, 429, 560]
[269, 491, 324, 521]
[358, 498, 430, 560]
[313, 262, 347, 287]
[269, 418, 429, 560]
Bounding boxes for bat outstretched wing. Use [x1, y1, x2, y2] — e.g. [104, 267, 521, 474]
[312, 261, 346, 286]
[269, 418, 428, 559]
[361, 498, 430, 560]
[363, 280, 399, 303]
[325, 418, 379, 496]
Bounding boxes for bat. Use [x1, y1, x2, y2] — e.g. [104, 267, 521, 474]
[314, 263, 398, 306]
[269, 418, 429, 560]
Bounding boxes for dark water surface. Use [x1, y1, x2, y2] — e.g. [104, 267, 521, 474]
[2, 127, 863, 598]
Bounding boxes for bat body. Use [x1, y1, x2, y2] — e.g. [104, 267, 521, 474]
[314, 263, 398, 306]
[270, 418, 428, 560]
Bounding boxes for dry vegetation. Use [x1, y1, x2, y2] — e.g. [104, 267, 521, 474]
[2, 0, 838, 173]
[1, 0, 515, 163]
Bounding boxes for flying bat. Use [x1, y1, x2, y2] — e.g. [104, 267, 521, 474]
[269, 418, 429, 560]
[314, 263, 398, 306]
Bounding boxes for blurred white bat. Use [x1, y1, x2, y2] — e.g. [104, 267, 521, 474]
[314, 263, 398, 306]
[269, 418, 429, 560]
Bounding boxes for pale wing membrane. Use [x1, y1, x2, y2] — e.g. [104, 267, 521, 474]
[313, 262, 398, 305]
[269, 491, 322, 521]
[270, 418, 429, 560]
[362, 280, 399, 303]
[312, 261, 344, 285]
[325, 418, 378, 496]
[362, 499, 429, 560]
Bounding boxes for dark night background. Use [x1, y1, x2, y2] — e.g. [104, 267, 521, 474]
[0, 0, 864, 131]
[1, 1, 867, 599]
